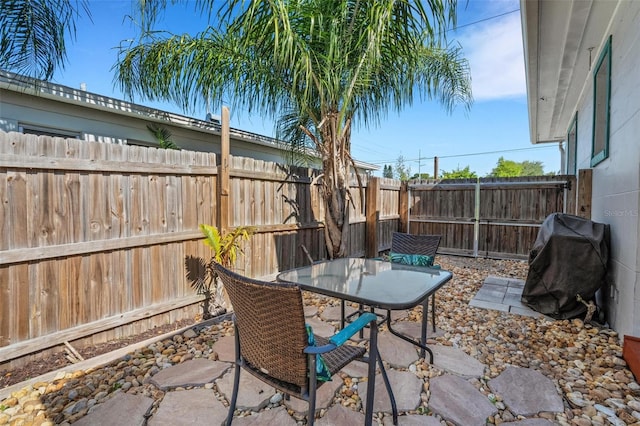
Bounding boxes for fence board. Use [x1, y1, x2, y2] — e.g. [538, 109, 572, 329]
[409, 176, 574, 258]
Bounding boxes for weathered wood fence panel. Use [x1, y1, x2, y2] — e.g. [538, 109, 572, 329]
[0, 132, 216, 364]
[408, 176, 576, 259]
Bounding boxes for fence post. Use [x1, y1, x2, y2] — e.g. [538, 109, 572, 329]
[577, 169, 592, 219]
[365, 177, 380, 258]
[473, 178, 480, 257]
[399, 181, 409, 233]
[218, 106, 230, 232]
[564, 175, 577, 215]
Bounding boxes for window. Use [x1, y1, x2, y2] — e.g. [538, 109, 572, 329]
[566, 112, 577, 175]
[591, 35, 612, 167]
[19, 123, 80, 139]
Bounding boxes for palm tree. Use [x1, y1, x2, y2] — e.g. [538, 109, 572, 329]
[0, 0, 89, 80]
[116, 0, 472, 258]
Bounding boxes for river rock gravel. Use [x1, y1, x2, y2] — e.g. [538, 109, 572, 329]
[1, 255, 638, 425]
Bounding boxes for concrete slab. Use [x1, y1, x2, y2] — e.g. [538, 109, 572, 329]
[231, 406, 297, 425]
[378, 331, 419, 368]
[283, 375, 343, 414]
[429, 374, 497, 426]
[216, 368, 275, 411]
[484, 276, 512, 286]
[211, 335, 236, 363]
[74, 393, 153, 426]
[488, 367, 564, 416]
[509, 306, 543, 318]
[148, 389, 227, 426]
[504, 293, 525, 305]
[359, 370, 423, 413]
[474, 288, 507, 302]
[317, 404, 365, 425]
[469, 299, 510, 312]
[431, 345, 486, 378]
[147, 358, 230, 390]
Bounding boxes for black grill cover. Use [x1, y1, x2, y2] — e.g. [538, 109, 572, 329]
[521, 213, 610, 319]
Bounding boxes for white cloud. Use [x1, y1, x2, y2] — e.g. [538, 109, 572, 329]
[456, 12, 526, 101]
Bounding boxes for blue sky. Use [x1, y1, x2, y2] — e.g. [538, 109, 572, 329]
[51, 0, 561, 177]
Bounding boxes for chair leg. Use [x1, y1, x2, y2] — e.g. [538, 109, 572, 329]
[308, 353, 317, 426]
[364, 322, 378, 426]
[377, 355, 398, 425]
[226, 325, 242, 426]
[431, 294, 436, 333]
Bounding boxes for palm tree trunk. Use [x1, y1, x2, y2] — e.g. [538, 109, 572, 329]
[320, 113, 351, 258]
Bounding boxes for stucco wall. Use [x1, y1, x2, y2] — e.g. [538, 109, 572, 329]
[572, 1, 640, 338]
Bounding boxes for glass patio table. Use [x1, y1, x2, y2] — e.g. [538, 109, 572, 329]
[277, 257, 453, 363]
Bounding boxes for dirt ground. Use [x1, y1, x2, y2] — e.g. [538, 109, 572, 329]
[0, 318, 196, 390]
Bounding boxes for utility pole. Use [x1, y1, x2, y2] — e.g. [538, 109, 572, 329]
[434, 156, 439, 179]
[418, 149, 421, 177]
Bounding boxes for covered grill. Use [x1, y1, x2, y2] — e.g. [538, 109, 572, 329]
[522, 213, 610, 319]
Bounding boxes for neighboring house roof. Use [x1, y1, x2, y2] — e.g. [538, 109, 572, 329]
[520, 0, 618, 144]
[0, 70, 378, 172]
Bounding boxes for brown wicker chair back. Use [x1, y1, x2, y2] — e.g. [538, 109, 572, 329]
[391, 232, 441, 257]
[212, 262, 308, 388]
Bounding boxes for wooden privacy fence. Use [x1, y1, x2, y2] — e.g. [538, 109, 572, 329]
[0, 132, 218, 366]
[407, 175, 580, 259]
[0, 130, 398, 366]
[0, 127, 590, 367]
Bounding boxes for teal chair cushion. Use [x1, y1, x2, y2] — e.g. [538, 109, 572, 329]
[305, 324, 332, 382]
[388, 252, 434, 267]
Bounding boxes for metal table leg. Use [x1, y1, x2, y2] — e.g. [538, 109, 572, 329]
[386, 301, 434, 363]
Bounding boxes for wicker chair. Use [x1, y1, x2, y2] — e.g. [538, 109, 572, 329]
[391, 232, 442, 333]
[212, 262, 382, 426]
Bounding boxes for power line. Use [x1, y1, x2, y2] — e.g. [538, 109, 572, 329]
[449, 9, 520, 33]
[367, 144, 557, 165]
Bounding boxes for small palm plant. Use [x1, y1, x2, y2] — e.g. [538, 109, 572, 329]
[147, 123, 180, 150]
[185, 224, 255, 319]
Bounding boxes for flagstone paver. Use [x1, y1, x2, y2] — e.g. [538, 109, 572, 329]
[430, 345, 486, 378]
[488, 366, 564, 416]
[377, 331, 419, 368]
[340, 360, 370, 378]
[382, 413, 443, 426]
[359, 370, 423, 413]
[146, 359, 230, 390]
[392, 320, 444, 339]
[211, 334, 236, 362]
[231, 406, 297, 425]
[429, 374, 498, 426]
[319, 305, 358, 322]
[216, 368, 275, 411]
[304, 305, 319, 317]
[317, 404, 365, 425]
[74, 393, 154, 426]
[13, 267, 604, 426]
[147, 389, 227, 426]
[283, 374, 343, 414]
[305, 316, 336, 337]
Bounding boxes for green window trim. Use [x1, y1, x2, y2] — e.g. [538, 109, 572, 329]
[591, 35, 612, 167]
[567, 112, 577, 175]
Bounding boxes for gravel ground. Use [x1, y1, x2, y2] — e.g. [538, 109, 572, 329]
[1, 255, 638, 425]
